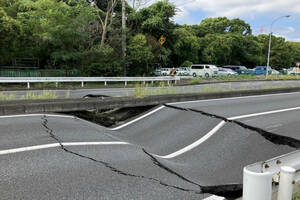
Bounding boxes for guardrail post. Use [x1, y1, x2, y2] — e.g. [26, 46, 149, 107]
[243, 167, 273, 200]
[104, 81, 107, 86]
[81, 81, 84, 88]
[27, 82, 30, 89]
[143, 81, 146, 85]
[125, 81, 127, 86]
[277, 166, 296, 200]
[167, 80, 170, 85]
[151, 81, 154, 85]
[55, 82, 58, 88]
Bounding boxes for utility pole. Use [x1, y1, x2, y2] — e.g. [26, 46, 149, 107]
[122, 0, 127, 76]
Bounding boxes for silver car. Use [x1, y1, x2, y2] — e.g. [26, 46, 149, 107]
[217, 68, 238, 76]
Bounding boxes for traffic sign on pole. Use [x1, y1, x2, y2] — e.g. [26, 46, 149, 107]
[159, 35, 166, 45]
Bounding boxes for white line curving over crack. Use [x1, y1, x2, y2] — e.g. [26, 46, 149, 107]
[157, 105, 300, 159]
[0, 142, 130, 156]
[156, 121, 226, 159]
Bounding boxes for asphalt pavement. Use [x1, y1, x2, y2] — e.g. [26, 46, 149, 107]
[2, 80, 300, 98]
[2, 91, 300, 199]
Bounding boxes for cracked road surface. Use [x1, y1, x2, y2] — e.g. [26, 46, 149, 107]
[2, 92, 300, 199]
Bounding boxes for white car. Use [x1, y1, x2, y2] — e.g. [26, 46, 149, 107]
[190, 64, 218, 78]
[176, 67, 190, 76]
[217, 68, 238, 76]
[160, 68, 171, 76]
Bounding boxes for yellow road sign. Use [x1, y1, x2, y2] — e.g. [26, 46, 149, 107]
[159, 35, 166, 45]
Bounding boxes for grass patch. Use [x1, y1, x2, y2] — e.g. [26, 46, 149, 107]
[0, 90, 59, 101]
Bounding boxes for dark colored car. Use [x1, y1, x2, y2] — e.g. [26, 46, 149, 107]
[222, 65, 248, 74]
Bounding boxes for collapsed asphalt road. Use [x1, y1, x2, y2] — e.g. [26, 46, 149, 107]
[2, 91, 300, 199]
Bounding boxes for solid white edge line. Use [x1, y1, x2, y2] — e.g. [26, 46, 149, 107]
[0, 142, 130, 156]
[168, 91, 300, 105]
[0, 114, 75, 119]
[156, 121, 226, 159]
[228, 106, 300, 120]
[110, 105, 165, 130]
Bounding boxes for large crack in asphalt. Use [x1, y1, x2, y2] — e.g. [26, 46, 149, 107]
[41, 103, 300, 199]
[40, 115, 203, 195]
[164, 104, 300, 148]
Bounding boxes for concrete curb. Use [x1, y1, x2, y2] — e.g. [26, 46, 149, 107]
[1, 87, 300, 116]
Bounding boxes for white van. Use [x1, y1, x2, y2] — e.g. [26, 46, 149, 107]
[190, 64, 218, 78]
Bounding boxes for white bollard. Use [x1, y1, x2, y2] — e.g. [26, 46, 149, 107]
[243, 167, 273, 200]
[277, 166, 296, 200]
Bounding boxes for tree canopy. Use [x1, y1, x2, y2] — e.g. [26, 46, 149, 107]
[0, 0, 299, 76]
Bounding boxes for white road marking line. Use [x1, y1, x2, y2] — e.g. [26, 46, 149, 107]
[203, 195, 226, 200]
[156, 121, 226, 159]
[0, 114, 75, 119]
[228, 106, 300, 120]
[168, 91, 300, 105]
[0, 142, 130, 156]
[158, 106, 300, 159]
[110, 105, 165, 130]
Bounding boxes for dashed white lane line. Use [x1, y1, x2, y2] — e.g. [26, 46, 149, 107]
[156, 121, 226, 159]
[0, 142, 130, 156]
[110, 105, 165, 130]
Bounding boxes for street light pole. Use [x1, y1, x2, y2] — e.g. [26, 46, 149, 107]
[122, 0, 127, 76]
[266, 15, 290, 78]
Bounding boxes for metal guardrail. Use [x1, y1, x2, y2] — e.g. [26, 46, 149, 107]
[0, 76, 180, 88]
[243, 149, 300, 200]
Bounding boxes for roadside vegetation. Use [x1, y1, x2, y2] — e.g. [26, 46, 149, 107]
[1, 0, 300, 77]
[0, 90, 71, 101]
[188, 75, 300, 84]
[133, 81, 300, 98]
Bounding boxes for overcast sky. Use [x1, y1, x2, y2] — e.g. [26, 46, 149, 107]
[143, 0, 300, 42]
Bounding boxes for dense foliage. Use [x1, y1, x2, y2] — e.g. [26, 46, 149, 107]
[0, 0, 299, 76]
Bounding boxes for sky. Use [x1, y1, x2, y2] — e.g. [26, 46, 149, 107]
[143, 0, 300, 42]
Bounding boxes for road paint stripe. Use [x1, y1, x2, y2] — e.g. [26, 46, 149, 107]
[228, 106, 300, 120]
[157, 106, 300, 159]
[0, 114, 75, 119]
[168, 91, 300, 105]
[0, 142, 129, 156]
[203, 195, 226, 200]
[156, 121, 226, 159]
[110, 105, 165, 130]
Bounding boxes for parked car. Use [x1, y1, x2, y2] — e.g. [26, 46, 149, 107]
[271, 69, 280, 75]
[154, 68, 161, 76]
[160, 68, 171, 76]
[253, 66, 272, 75]
[217, 68, 238, 76]
[176, 67, 190, 76]
[222, 65, 248, 74]
[190, 64, 218, 78]
[287, 67, 300, 75]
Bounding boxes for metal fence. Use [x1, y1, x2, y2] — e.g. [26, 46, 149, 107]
[0, 69, 79, 77]
[0, 76, 180, 88]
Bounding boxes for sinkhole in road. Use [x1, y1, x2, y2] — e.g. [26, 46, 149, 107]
[61, 105, 156, 127]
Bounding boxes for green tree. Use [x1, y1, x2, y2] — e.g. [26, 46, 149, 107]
[173, 27, 199, 64]
[127, 34, 154, 75]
